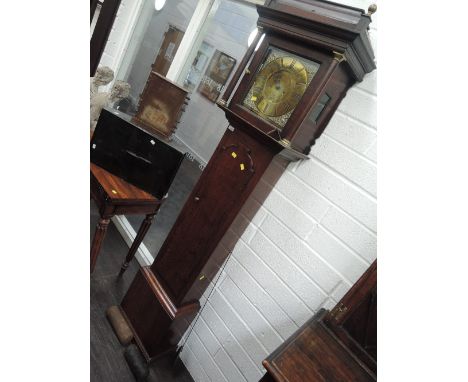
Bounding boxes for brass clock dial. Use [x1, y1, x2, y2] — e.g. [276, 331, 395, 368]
[252, 57, 307, 117]
[243, 48, 320, 130]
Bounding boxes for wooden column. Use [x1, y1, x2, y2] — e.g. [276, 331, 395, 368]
[90, 217, 110, 272]
[119, 213, 156, 276]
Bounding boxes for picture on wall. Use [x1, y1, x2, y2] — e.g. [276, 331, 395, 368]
[183, 41, 215, 92]
[197, 50, 236, 103]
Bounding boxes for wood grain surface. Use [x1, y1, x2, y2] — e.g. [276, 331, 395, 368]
[91, 163, 156, 202]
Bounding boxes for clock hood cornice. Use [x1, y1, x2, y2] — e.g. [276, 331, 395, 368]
[256, 2, 376, 81]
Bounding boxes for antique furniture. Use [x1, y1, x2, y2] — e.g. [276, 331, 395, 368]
[132, 72, 189, 138]
[90, 163, 161, 273]
[260, 261, 377, 382]
[119, 0, 376, 361]
[91, 108, 184, 199]
[90, 108, 185, 273]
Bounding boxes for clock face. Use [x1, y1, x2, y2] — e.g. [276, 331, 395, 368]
[243, 47, 320, 130]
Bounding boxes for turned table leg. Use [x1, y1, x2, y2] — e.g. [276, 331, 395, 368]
[90, 217, 110, 273]
[119, 213, 155, 276]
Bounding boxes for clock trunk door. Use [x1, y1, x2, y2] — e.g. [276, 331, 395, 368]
[152, 129, 279, 303]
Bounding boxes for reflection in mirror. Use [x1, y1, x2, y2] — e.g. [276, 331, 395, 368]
[126, 149, 204, 257]
[109, 0, 260, 260]
[113, 0, 199, 116]
[154, 0, 167, 11]
[174, 0, 259, 164]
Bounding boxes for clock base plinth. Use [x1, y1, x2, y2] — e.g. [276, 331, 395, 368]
[120, 266, 200, 362]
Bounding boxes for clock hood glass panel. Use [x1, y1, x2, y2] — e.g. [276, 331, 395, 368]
[242, 47, 320, 130]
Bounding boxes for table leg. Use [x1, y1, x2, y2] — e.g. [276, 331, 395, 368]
[91, 217, 110, 273]
[119, 213, 155, 276]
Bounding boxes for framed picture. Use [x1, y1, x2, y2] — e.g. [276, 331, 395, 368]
[132, 72, 188, 138]
[198, 50, 237, 103]
[184, 41, 214, 92]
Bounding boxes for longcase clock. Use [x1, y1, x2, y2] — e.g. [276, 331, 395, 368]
[119, 0, 377, 361]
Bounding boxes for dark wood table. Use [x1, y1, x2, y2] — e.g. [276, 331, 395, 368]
[90, 163, 162, 274]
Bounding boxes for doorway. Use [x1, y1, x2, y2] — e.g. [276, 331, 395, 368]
[152, 25, 185, 77]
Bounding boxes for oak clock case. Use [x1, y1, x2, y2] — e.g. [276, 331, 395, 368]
[118, 0, 376, 363]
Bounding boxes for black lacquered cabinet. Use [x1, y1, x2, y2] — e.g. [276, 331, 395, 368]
[91, 108, 185, 199]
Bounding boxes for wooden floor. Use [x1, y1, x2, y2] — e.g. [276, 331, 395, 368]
[90, 202, 194, 382]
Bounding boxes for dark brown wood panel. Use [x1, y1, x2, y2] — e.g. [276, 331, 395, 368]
[90, 0, 122, 75]
[343, 285, 377, 359]
[121, 267, 200, 361]
[288, 64, 353, 154]
[262, 261, 377, 381]
[152, 127, 281, 304]
[263, 310, 375, 382]
[132, 72, 189, 138]
[324, 260, 377, 373]
[91, 163, 156, 202]
[256, 4, 375, 81]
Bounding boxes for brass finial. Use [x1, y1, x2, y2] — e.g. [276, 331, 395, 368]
[367, 4, 377, 16]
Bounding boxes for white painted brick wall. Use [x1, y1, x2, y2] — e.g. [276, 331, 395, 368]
[98, 1, 378, 380]
[180, 1, 378, 380]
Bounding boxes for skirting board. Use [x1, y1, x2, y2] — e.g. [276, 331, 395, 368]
[112, 215, 154, 267]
